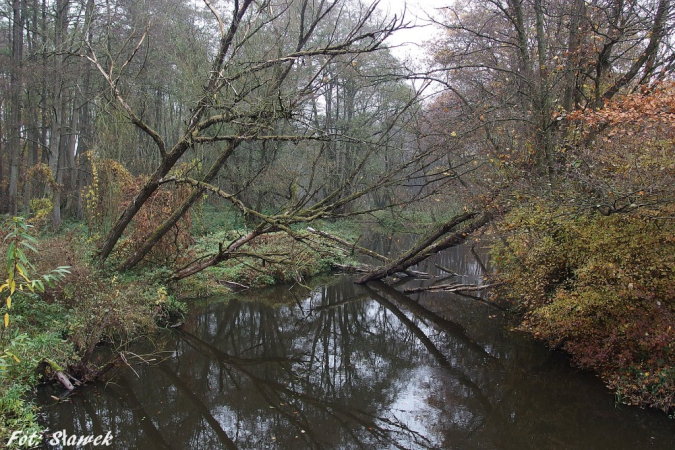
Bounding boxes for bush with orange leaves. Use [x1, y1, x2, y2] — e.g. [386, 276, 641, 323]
[565, 81, 675, 216]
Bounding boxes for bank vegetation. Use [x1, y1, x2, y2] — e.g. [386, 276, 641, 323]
[1, 0, 675, 442]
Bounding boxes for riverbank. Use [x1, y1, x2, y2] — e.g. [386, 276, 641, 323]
[3, 203, 674, 447]
[490, 200, 675, 414]
[0, 215, 365, 445]
[35, 247, 675, 449]
[0, 222, 179, 445]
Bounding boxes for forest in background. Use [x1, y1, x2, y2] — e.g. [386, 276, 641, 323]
[1, 0, 675, 441]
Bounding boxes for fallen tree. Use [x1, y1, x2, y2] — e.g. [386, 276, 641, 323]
[354, 211, 493, 284]
[403, 283, 500, 294]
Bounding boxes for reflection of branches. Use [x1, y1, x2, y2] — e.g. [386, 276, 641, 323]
[156, 365, 238, 450]
[177, 329, 302, 366]
[470, 243, 488, 274]
[308, 272, 425, 313]
[176, 327, 434, 449]
[310, 294, 368, 312]
[79, 394, 106, 437]
[363, 284, 492, 414]
[108, 377, 173, 450]
[373, 282, 495, 361]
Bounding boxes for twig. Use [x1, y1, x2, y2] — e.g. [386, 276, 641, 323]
[434, 263, 458, 275]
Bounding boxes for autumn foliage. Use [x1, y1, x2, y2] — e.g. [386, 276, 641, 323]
[491, 83, 675, 412]
[564, 82, 675, 214]
[83, 157, 192, 266]
[492, 201, 675, 411]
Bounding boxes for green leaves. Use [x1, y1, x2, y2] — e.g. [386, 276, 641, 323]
[2, 217, 70, 329]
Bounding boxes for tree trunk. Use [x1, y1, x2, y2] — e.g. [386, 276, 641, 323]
[63, 101, 79, 215]
[96, 0, 255, 264]
[562, 0, 585, 112]
[97, 152, 182, 263]
[533, 0, 553, 176]
[602, 0, 671, 100]
[8, 0, 25, 215]
[118, 140, 240, 271]
[49, 96, 67, 229]
[49, 0, 71, 229]
[355, 212, 492, 284]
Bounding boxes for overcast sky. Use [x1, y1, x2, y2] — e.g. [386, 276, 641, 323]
[377, 0, 449, 63]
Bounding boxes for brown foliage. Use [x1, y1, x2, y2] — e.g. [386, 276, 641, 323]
[565, 82, 675, 213]
[492, 202, 675, 412]
[82, 156, 193, 266]
[119, 181, 194, 266]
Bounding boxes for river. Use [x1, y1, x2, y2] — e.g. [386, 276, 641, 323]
[37, 241, 675, 449]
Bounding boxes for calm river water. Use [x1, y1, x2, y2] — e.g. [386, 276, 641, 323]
[38, 239, 675, 449]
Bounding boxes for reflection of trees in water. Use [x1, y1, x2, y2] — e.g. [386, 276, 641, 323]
[39, 264, 675, 449]
[40, 275, 503, 449]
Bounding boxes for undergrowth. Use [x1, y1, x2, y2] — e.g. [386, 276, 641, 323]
[0, 222, 183, 447]
[491, 200, 675, 413]
[0, 292, 73, 446]
[180, 226, 352, 294]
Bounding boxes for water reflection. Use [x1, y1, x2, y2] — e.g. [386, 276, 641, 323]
[39, 245, 675, 450]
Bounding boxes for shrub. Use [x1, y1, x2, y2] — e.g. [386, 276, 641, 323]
[492, 201, 675, 412]
[0, 217, 74, 445]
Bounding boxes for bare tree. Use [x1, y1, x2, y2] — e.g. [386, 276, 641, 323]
[83, 0, 449, 277]
[426, 0, 675, 177]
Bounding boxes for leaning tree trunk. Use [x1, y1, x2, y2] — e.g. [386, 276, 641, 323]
[96, 0, 255, 265]
[118, 140, 240, 271]
[355, 212, 492, 284]
[97, 146, 190, 263]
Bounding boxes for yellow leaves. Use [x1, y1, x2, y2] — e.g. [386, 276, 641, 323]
[16, 264, 31, 283]
[156, 286, 168, 305]
[4, 313, 8, 328]
[496, 199, 675, 407]
[6, 296, 11, 309]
